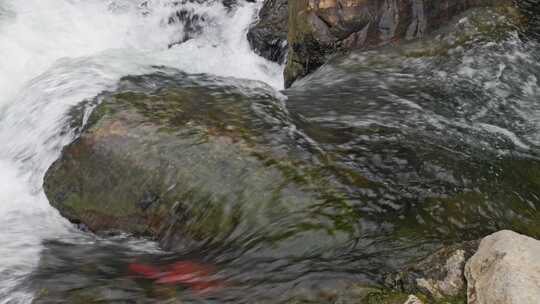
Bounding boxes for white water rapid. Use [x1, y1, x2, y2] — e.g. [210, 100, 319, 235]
[0, 0, 282, 302]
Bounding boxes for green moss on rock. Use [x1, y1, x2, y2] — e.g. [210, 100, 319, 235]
[43, 73, 375, 253]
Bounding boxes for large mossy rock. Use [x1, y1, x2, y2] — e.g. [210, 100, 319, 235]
[284, 0, 516, 87]
[43, 72, 365, 252]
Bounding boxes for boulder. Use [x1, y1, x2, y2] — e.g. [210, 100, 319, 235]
[247, 0, 288, 63]
[43, 72, 368, 253]
[464, 230, 540, 304]
[45, 73, 289, 249]
[284, 0, 516, 87]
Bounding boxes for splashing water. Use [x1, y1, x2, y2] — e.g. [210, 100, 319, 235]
[0, 0, 281, 302]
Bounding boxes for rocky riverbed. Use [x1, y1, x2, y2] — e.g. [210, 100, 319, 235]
[33, 0, 540, 303]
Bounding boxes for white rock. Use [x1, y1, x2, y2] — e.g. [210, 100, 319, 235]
[403, 295, 424, 304]
[465, 230, 540, 304]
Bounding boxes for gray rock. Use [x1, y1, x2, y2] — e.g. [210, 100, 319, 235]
[415, 249, 466, 299]
[247, 0, 288, 63]
[45, 73, 294, 249]
[519, 0, 540, 40]
[385, 240, 478, 301]
[43, 72, 367, 253]
[285, 0, 519, 87]
[465, 230, 540, 304]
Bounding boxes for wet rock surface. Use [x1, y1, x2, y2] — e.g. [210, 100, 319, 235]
[385, 241, 478, 302]
[247, 0, 288, 63]
[157, 0, 255, 47]
[44, 72, 324, 252]
[284, 0, 517, 87]
[465, 230, 540, 304]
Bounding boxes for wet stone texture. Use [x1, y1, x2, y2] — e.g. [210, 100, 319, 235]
[159, 0, 256, 47]
[385, 240, 479, 302]
[43, 71, 377, 257]
[247, 0, 288, 63]
[284, 0, 518, 87]
[46, 72, 298, 249]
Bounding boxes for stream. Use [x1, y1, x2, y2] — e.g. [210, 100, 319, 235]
[0, 0, 539, 303]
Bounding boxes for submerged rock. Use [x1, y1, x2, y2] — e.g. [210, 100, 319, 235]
[247, 0, 288, 63]
[519, 0, 540, 40]
[465, 230, 540, 304]
[45, 73, 291, 248]
[43, 72, 372, 254]
[284, 0, 518, 87]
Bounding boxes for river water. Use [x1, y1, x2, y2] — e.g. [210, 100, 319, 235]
[0, 1, 281, 302]
[0, 1, 539, 303]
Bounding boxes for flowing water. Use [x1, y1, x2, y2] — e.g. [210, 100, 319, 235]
[0, 0, 281, 302]
[0, 1, 539, 303]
